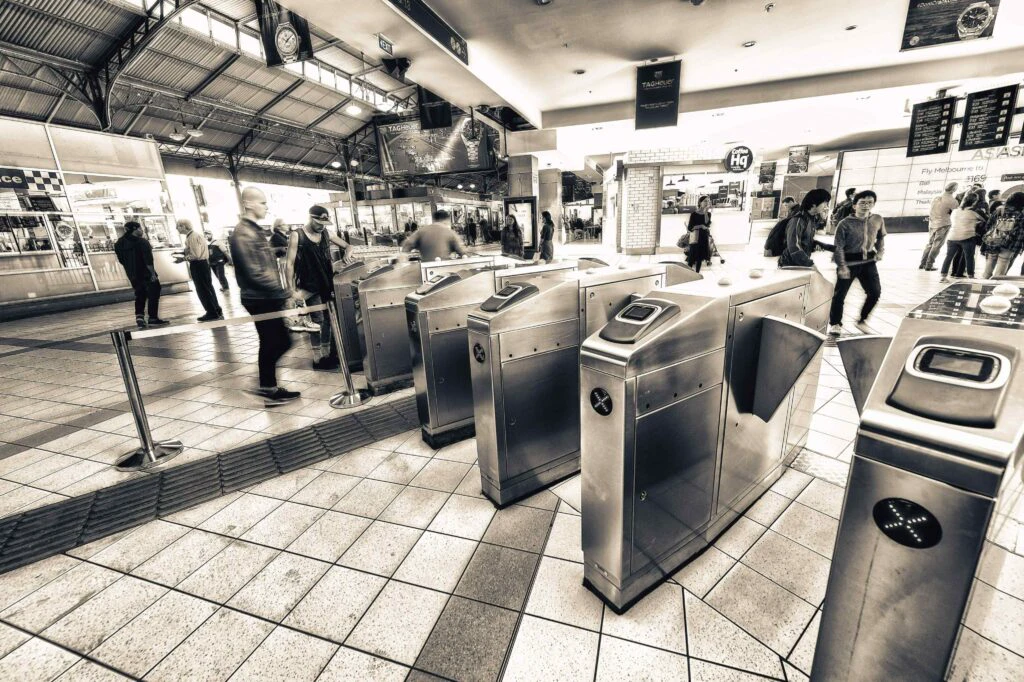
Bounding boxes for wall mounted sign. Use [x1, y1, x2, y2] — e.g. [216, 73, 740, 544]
[1002, 173, 1024, 182]
[0, 168, 26, 189]
[635, 60, 682, 131]
[901, 0, 1001, 51]
[254, 0, 314, 67]
[724, 146, 754, 173]
[959, 84, 1018, 151]
[758, 161, 777, 185]
[787, 145, 811, 174]
[387, 0, 468, 65]
[907, 97, 957, 157]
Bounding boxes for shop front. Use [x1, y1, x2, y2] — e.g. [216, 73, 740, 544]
[0, 117, 187, 312]
[659, 167, 751, 249]
[335, 187, 493, 245]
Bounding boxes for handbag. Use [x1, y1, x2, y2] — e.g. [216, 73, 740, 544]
[688, 228, 701, 245]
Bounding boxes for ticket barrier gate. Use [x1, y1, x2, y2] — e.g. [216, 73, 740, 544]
[333, 261, 369, 372]
[813, 281, 1024, 681]
[357, 256, 500, 395]
[407, 260, 591, 449]
[579, 269, 830, 611]
[468, 263, 700, 507]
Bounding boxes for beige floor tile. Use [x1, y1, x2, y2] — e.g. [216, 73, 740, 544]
[2, 562, 121, 633]
[714, 517, 768, 560]
[409, 459, 473, 493]
[595, 636, 688, 682]
[378, 486, 450, 528]
[247, 468, 322, 500]
[795, 478, 845, 519]
[284, 566, 387, 642]
[690, 659, 771, 681]
[42, 576, 167, 653]
[177, 540, 279, 604]
[344, 581, 448, 666]
[228, 626, 338, 682]
[393, 531, 477, 593]
[332, 478, 404, 518]
[147, 608, 274, 682]
[0, 637, 81, 682]
[367, 452, 431, 485]
[286, 510, 370, 562]
[56, 660, 133, 681]
[771, 502, 839, 559]
[0, 554, 80, 611]
[503, 615, 599, 682]
[685, 591, 785, 678]
[338, 520, 421, 577]
[602, 581, 686, 653]
[671, 546, 735, 598]
[288, 472, 361, 509]
[315, 645, 408, 682]
[427, 493, 496, 540]
[742, 530, 831, 605]
[526, 556, 603, 631]
[544, 512, 584, 563]
[226, 552, 330, 622]
[198, 494, 282, 538]
[239, 501, 324, 549]
[132, 530, 232, 587]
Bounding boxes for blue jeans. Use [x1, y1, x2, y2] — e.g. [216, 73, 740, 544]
[940, 239, 975, 278]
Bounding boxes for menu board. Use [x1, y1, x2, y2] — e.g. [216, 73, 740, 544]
[758, 162, 777, 186]
[907, 97, 956, 157]
[959, 84, 1018, 151]
[788, 146, 810, 174]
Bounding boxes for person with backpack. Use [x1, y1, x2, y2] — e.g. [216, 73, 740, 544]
[207, 231, 231, 292]
[764, 200, 795, 257]
[778, 189, 832, 267]
[981, 192, 1024, 279]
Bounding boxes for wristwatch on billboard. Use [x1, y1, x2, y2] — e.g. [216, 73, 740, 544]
[275, 20, 300, 63]
[957, 2, 995, 40]
[460, 118, 482, 167]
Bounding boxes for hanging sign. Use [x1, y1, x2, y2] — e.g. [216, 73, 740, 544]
[724, 146, 754, 173]
[959, 84, 1018, 151]
[635, 61, 682, 131]
[907, 97, 956, 157]
[254, 0, 314, 67]
[387, 0, 468, 65]
[901, 0, 1001, 51]
[758, 161, 777, 185]
[378, 34, 394, 55]
[788, 145, 811, 174]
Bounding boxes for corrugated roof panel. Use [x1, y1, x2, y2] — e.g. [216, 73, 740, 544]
[265, 99, 322, 127]
[34, 0, 139, 37]
[0, 89, 55, 119]
[51, 99, 102, 128]
[146, 29, 230, 69]
[125, 51, 211, 92]
[189, 129, 242, 150]
[315, 116, 361, 136]
[0, 4, 115, 64]
[203, 0, 255, 21]
[298, 150, 337, 167]
[205, 80, 272, 111]
[316, 47, 364, 74]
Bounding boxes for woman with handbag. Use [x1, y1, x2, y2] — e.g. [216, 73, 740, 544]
[685, 196, 712, 272]
[501, 213, 525, 258]
[981, 192, 1024, 279]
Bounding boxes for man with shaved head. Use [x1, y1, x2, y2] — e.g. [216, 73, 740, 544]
[229, 186, 302, 406]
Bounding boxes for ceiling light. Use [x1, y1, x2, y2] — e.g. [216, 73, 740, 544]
[470, 183, 476, 189]
[457, 183, 464, 189]
[349, 158, 359, 167]
[574, 69, 586, 75]
[169, 128, 186, 142]
[330, 160, 342, 168]
[535, 0, 553, 4]
[742, 41, 757, 48]
[183, 126, 203, 138]
[345, 104, 363, 116]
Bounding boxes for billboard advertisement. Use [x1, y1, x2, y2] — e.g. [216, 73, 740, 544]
[377, 115, 492, 176]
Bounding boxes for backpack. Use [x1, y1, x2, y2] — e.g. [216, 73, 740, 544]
[983, 213, 1016, 251]
[764, 216, 790, 257]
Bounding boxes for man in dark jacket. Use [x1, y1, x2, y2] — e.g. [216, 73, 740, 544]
[230, 187, 302, 406]
[779, 189, 833, 267]
[114, 221, 169, 329]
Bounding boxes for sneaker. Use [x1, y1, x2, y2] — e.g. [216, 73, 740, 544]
[924, 267, 937, 272]
[302, 320, 322, 332]
[248, 386, 301, 406]
[312, 356, 340, 371]
[136, 316, 147, 329]
[198, 314, 217, 322]
[939, 276, 949, 283]
[147, 318, 171, 326]
[827, 324, 843, 336]
[854, 319, 872, 334]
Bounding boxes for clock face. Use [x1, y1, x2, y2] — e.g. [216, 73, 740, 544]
[960, 6, 991, 29]
[276, 26, 299, 56]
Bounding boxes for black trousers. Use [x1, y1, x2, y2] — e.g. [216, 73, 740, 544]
[189, 260, 222, 316]
[242, 298, 293, 388]
[211, 262, 230, 290]
[131, 278, 161, 319]
[941, 239, 976, 277]
[829, 260, 881, 325]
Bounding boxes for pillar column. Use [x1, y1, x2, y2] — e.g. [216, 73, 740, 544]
[507, 155, 539, 199]
[538, 168, 562, 245]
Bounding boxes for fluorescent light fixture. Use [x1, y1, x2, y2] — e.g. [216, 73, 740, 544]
[330, 160, 342, 168]
[345, 104, 363, 116]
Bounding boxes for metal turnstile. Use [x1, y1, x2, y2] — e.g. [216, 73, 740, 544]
[579, 269, 830, 611]
[468, 263, 700, 507]
[357, 256, 499, 395]
[813, 281, 1024, 681]
[407, 260, 581, 449]
[333, 260, 369, 372]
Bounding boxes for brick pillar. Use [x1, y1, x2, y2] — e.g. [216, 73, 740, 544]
[622, 166, 659, 254]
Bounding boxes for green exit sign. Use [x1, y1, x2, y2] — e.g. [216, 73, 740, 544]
[378, 34, 393, 55]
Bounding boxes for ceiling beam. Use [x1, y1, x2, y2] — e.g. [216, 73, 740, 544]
[185, 53, 239, 101]
[255, 79, 303, 117]
[351, 64, 384, 79]
[305, 97, 352, 130]
[45, 92, 66, 123]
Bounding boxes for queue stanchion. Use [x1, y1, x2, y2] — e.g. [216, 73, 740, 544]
[110, 330, 183, 471]
[326, 300, 370, 409]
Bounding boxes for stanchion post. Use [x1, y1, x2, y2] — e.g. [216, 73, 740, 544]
[326, 301, 370, 409]
[110, 330, 184, 471]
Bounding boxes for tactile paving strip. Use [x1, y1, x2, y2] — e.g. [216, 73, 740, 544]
[0, 395, 418, 574]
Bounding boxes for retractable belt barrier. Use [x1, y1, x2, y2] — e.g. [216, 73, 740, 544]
[111, 302, 368, 472]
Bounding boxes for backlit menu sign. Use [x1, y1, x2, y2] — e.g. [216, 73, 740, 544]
[387, 0, 468, 65]
[907, 97, 956, 157]
[788, 145, 810, 174]
[901, 0, 1001, 51]
[959, 84, 1018, 151]
[758, 161, 777, 186]
[635, 61, 681, 130]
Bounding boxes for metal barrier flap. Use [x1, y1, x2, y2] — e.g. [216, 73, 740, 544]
[836, 335, 892, 416]
[752, 315, 826, 422]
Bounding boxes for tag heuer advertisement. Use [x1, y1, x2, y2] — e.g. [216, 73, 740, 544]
[254, 0, 314, 67]
[901, 0, 1001, 51]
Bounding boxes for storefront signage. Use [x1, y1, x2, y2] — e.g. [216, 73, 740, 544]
[378, 34, 394, 55]
[0, 167, 26, 189]
[907, 97, 956, 157]
[386, 0, 468, 65]
[758, 161, 777, 185]
[788, 145, 811, 174]
[959, 84, 1018, 151]
[634, 60, 681, 131]
[254, 0, 314, 67]
[723, 146, 754, 173]
[901, 0, 1001, 51]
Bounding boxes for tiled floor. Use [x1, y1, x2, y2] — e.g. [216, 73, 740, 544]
[1, 234, 1022, 680]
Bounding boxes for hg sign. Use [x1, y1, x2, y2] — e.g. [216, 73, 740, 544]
[725, 146, 754, 173]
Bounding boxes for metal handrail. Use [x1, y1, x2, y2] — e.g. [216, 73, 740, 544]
[111, 301, 367, 472]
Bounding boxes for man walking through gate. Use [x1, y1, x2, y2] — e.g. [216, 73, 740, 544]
[177, 219, 223, 322]
[115, 221, 170, 329]
[230, 187, 303, 406]
[920, 182, 959, 271]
